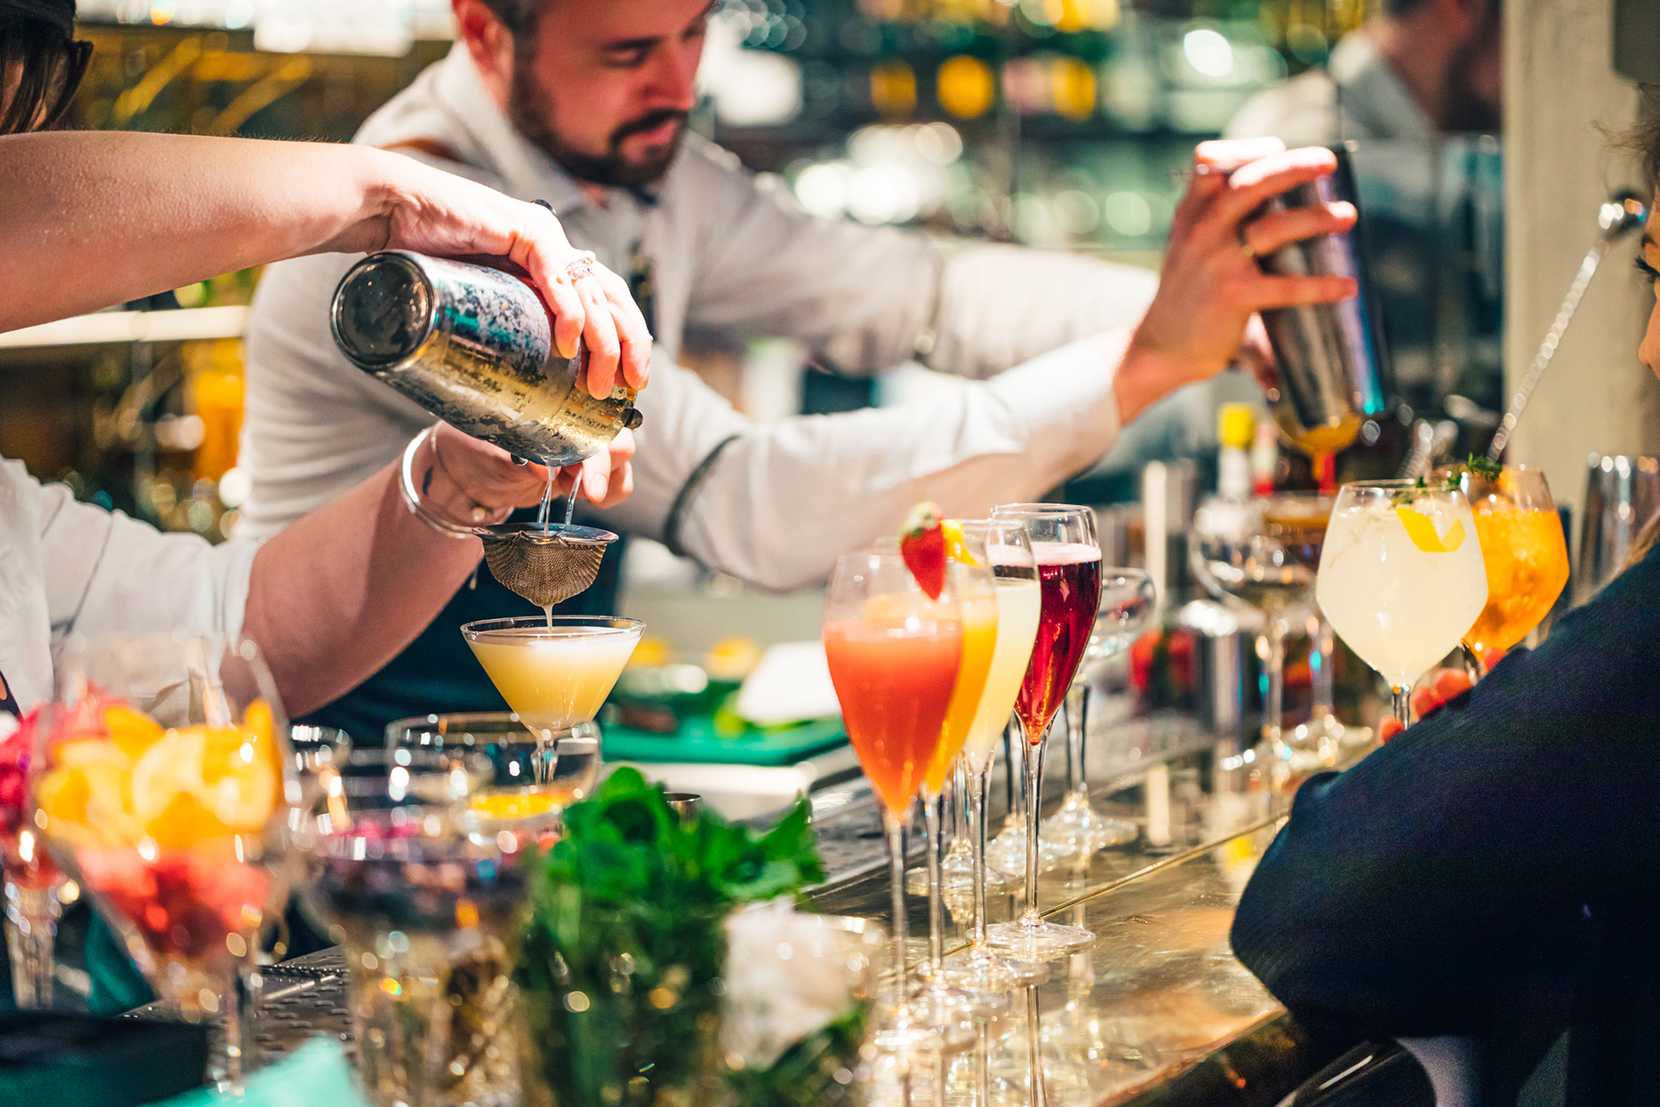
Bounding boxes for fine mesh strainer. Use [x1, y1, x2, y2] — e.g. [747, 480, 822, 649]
[400, 430, 617, 609]
[478, 522, 614, 609]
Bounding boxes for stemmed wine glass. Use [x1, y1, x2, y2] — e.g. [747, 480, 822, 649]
[822, 546, 973, 1054]
[1456, 465, 1570, 674]
[33, 633, 299, 1092]
[1044, 569, 1157, 859]
[1196, 492, 1337, 774]
[1, 709, 67, 1009]
[905, 534, 1005, 1021]
[292, 748, 528, 1107]
[1316, 481, 1489, 726]
[984, 504, 1103, 962]
[934, 519, 1047, 996]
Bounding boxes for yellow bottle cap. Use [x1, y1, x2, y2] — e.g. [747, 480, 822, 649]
[1218, 403, 1256, 450]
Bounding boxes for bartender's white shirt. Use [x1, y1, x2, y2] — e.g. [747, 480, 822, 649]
[239, 46, 1158, 591]
[0, 457, 257, 715]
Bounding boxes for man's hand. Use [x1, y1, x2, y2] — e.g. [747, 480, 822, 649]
[1378, 668, 1475, 743]
[1115, 139, 1358, 421]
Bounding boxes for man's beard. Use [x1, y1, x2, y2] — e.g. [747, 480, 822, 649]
[508, 62, 687, 189]
[1440, 34, 1501, 133]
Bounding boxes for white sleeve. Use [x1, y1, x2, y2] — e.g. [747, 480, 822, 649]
[37, 482, 258, 642]
[663, 332, 1129, 591]
[679, 141, 1156, 381]
[237, 251, 429, 541]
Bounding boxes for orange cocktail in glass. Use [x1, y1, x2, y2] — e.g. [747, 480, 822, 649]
[823, 548, 964, 1053]
[1460, 466, 1569, 666]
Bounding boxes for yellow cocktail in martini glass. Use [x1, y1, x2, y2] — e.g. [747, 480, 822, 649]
[461, 616, 644, 728]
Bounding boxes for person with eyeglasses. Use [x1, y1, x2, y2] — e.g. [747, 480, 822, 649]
[0, 0, 649, 1008]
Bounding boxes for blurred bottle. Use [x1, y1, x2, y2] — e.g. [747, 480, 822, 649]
[1216, 402, 1255, 502]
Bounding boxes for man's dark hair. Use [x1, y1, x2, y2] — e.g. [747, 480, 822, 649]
[0, 1, 88, 136]
[478, 0, 541, 38]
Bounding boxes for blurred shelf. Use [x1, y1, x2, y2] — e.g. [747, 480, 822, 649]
[0, 306, 249, 350]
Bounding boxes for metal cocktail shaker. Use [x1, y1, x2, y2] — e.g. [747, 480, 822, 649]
[330, 251, 643, 468]
[1255, 143, 1392, 458]
[1575, 453, 1660, 602]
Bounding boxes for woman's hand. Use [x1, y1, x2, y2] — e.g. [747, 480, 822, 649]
[341, 150, 652, 401]
[1124, 139, 1359, 395]
[425, 422, 637, 520]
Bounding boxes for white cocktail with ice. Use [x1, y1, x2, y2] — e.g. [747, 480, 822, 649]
[1315, 481, 1488, 725]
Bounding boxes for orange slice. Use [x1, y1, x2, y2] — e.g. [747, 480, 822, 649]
[1395, 506, 1467, 554]
[201, 729, 278, 831]
[103, 706, 165, 761]
[130, 729, 206, 825]
[143, 790, 231, 851]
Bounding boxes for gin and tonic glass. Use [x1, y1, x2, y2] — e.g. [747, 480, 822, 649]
[1316, 481, 1489, 726]
[1456, 466, 1569, 673]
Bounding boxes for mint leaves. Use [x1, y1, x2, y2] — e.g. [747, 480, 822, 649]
[517, 768, 825, 1106]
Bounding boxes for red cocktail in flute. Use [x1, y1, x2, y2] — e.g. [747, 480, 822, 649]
[986, 506, 1103, 962]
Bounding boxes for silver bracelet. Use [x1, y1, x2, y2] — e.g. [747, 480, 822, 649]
[398, 425, 506, 539]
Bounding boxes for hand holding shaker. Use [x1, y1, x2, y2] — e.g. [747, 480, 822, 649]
[330, 251, 643, 467]
[1252, 143, 1391, 462]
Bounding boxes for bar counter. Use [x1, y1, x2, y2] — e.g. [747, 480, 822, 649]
[128, 706, 1368, 1104]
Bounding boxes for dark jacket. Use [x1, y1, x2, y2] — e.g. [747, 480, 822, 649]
[1231, 541, 1660, 1105]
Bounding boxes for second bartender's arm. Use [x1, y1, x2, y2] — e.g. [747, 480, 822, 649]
[633, 140, 1357, 588]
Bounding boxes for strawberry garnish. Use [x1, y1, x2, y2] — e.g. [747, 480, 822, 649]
[900, 501, 947, 600]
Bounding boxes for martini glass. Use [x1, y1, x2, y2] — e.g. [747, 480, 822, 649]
[1456, 465, 1569, 673]
[292, 751, 529, 1107]
[1316, 481, 1489, 726]
[1196, 493, 1336, 775]
[985, 504, 1103, 961]
[460, 615, 644, 728]
[822, 546, 973, 1054]
[934, 519, 1048, 996]
[34, 633, 299, 1092]
[1043, 568, 1157, 860]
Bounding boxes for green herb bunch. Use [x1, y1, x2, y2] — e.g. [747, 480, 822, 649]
[516, 768, 825, 1107]
[1394, 455, 1504, 506]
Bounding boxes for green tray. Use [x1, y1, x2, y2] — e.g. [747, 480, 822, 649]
[601, 715, 847, 767]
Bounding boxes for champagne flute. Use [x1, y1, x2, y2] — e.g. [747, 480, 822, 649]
[34, 633, 299, 1092]
[908, 534, 1005, 1020]
[935, 520, 1047, 996]
[985, 504, 1103, 961]
[1316, 481, 1489, 726]
[823, 546, 973, 1054]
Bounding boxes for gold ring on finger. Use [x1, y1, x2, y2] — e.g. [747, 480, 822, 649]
[1238, 229, 1258, 260]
